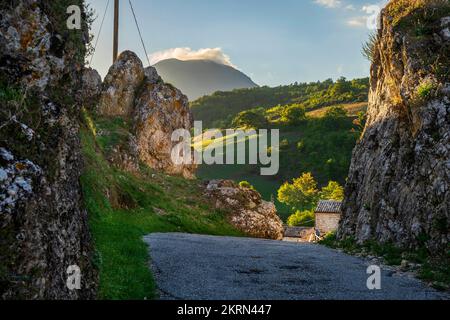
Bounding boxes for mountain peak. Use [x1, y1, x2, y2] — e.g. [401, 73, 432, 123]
[153, 58, 258, 100]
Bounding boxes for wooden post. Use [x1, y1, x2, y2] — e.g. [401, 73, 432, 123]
[113, 0, 119, 63]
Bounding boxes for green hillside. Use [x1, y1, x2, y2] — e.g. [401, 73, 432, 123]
[80, 111, 242, 299]
[191, 77, 369, 128]
[196, 100, 368, 221]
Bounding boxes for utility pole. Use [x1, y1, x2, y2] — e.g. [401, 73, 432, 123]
[113, 0, 119, 63]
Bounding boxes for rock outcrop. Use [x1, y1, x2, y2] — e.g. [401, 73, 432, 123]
[0, 0, 97, 299]
[205, 180, 284, 240]
[98, 51, 144, 116]
[338, 1, 450, 255]
[134, 67, 196, 178]
[97, 55, 196, 178]
[82, 68, 102, 110]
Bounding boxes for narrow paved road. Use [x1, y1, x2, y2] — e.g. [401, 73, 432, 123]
[144, 233, 448, 300]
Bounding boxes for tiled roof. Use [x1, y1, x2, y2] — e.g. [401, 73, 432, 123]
[315, 200, 342, 213]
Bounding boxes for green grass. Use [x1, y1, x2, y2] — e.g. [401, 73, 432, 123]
[306, 102, 367, 118]
[80, 111, 242, 300]
[386, 0, 450, 30]
[94, 116, 132, 152]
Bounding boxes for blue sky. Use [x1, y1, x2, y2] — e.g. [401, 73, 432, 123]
[87, 0, 387, 86]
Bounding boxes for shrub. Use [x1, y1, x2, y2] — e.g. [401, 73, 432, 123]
[362, 33, 378, 62]
[0, 85, 22, 103]
[281, 104, 306, 125]
[232, 109, 268, 129]
[325, 105, 348, 118]
[416, 80, 437, 99]
[239, 181, 255, 190]
[296, 140, 305, 151]
[287, 210, 315, 227]
[280, 139, 290, 150]
[318, 231, 337, 247]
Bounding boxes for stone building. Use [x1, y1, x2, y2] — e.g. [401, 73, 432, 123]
[315, 200, 342, 235]
[283, 226, 315, 242]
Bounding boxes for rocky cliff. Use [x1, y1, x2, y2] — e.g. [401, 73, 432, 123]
[338, 0, 450, 255]
[97, 51, 196, 178]
[98, 51, 144, 116]
[0, 0, 97, 299]
[82, 68, 102, 110]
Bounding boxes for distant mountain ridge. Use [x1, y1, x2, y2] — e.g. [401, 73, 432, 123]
[153, 58, 258, 100]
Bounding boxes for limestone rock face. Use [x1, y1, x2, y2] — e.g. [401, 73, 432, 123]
[0, 1, 67, 90]
[97, 51, 144, 116]
[205, 180, 284, 240]
[96, 55, 196, 179]
[134, 67, 196, 179]
[82, 68, 102, 109]
[338, 1, 450, 255]
[144, 65, 162, 84]
[0, 1, 97, 299]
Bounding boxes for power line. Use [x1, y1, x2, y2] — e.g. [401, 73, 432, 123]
[128, 0, 152, 67]
[89, 0, 111, 67]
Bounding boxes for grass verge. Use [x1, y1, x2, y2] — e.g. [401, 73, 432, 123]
[80, 111, 242, 299]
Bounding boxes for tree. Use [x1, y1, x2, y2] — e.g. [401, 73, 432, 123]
[323, 106, 349, 130]
[330, 77, 350, 96]
[320, 181, 344, 201]
[278, 172, 319, 211]
[325, 105, 348, 119]
[232, 110, 268, 129]
[281, 104, 306, 125]
[265, 105, 284, 123]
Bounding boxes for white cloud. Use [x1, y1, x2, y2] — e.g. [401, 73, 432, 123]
[346, 2, 389, 29]
[345, 4, 356, 11]
[346, 16, 367, 27]
[314, 0, 342, 8]
[361, 1, 389, 14]
[362, 4, 379, 14]
[149, 47, 236, 68]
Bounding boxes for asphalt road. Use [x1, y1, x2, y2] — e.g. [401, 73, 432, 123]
[144, 233, 448, 300]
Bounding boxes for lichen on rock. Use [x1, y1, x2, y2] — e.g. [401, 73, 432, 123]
[338, 0, 450, 255]
[82, 68, 102, 110]
[97, 51, 144, 116]
[204, 180, 284, 240]
[0, 0, 97, 299]
[95, 54, 196, 178]
[133, 67, 196, 179]
[0, 148, 41, 215]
